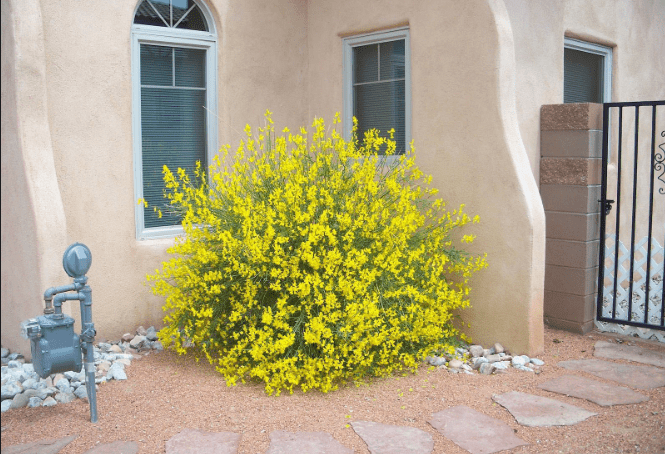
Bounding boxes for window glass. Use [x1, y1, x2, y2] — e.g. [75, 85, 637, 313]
[175, 48, 205, 87]
[379, 40, 405, 80]
[140, 45, 172, 86]
[133, 0, 208, 31]
[353, 45, 378, 84]
[140, 44, 207, 228]
[351, 38, 407, 154]
[564, 48, 603, 103]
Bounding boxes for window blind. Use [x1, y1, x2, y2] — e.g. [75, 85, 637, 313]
[140, 44, 206, 228]
[564, 48, 603, 103]
[353, 40, 406, 154]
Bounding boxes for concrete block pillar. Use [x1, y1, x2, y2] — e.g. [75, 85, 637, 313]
[540, 103, 603, 334]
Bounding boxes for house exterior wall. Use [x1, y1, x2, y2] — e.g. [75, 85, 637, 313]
[1, 0, 662, 357]
[305, 0, 545, 354]
[1, 0, 70, 356]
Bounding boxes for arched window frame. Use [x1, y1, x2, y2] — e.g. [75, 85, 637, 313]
[131, 0, 218, 240]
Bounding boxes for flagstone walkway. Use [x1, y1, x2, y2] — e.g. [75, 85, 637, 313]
[2, 340, 664, 454]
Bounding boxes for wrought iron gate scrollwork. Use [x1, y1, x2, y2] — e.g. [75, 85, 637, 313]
[656, 130, 665, 194]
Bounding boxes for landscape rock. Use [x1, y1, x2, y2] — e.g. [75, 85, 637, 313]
[471, 357, 488, 370]
[267, 430, 352, 454]
[107, 362, 127, 381]
[146, 326, 158, 341]
[427, 356, 446, 367]
[593, 340, 665, 368]
[22, 378, 38, 389]
[429, 406, 528, 454]
[1, 399, 12, 412]
[28, 396, 43, 408]
[121, 333, 134, 342]
[42, 397, 57, 407]
[448, 359, 463, 369]
[479, 363, 496, 375]
[129, 335, 147, 349]
[136, 326, 147, 336]
[1, 348, 9, 358]
[493, 391, 596, 427]
[539, 375, 648, 407]
[469, 345, 484, 358]
[2, 382, 23, 400]
[74, 386, 88, 400]
[166, 429, 241, 454]
[351, 420, 434, 454]
[0, 434, 78, 454]
[530, 358, 545, 366]
[10, 392, 30, 409]
[511, 356, 527, 367]
[558, 359, 665, 389]
[8, 353, 24, 361]
[485, 354, 504, 363]
[55, 392, 76, 404]
[55, 378, 71, 391]
[493, 343, 504, 354]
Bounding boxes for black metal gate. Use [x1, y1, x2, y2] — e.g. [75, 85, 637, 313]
[597, 100, 665, 332]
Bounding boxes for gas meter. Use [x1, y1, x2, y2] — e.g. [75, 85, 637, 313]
[21, 243, 98, 422]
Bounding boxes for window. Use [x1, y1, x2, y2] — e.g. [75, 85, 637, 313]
[344, 28, 411, 155]
[131, 0, 217, 239]
[564, 38, 612, 103]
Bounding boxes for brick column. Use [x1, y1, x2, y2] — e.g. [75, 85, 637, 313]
[540, 103, 603, 334]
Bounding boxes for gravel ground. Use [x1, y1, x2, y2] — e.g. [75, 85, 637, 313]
[1, 327, 664, 454]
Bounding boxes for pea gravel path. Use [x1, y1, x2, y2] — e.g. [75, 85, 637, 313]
[1, 328, 664, 454]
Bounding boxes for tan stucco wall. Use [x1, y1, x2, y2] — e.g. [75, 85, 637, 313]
[505, 0, 665, 180]
[306, 0, 546, 355]
[2, 0, 662, 357]
[1, 0, 70, 356]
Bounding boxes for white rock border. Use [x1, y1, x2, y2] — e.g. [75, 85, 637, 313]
[1, 325, 162, 412]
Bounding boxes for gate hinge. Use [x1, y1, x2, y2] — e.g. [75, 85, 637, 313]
[599, 199, 615, 216]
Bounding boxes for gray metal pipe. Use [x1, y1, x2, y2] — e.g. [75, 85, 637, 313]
[44, 283, 83, 314]
[47, 286, 98, 422]
[78, 286, 97, 423]
[52, 291, 84, 315]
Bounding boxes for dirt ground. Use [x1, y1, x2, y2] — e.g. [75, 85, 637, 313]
[1, 327, 664, 454]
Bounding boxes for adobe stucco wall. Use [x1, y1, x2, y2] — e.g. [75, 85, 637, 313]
[1, 0, 70, 356]
[504, 0, 665, 180]
[306, 0, 546, 355]
[1, 0, 311, 357]
[2, 0, 662, 358]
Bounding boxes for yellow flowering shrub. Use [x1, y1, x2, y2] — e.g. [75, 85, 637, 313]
[148, 111, 487, 395]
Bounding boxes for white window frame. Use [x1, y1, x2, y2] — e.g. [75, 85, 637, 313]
[131, 2, 218, 240]
[343, 27, 411, 160]
[563, 37, 612, 103]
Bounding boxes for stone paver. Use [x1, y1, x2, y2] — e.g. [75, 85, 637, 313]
[594, 341, 665, 368]
[558, 359, 665, 389]
[0, 435, 77, 454]
[493, 391, 596, 427]
[428, 405, 528, 454]
[165, 429, 241, 454]
[266, 430, 352, 454]
[82, 441, 139, 454]
[351, 421, 433, 454]
[539, 374, 648, 406]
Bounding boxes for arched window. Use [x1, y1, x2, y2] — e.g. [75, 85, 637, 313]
[131, 0, 217, 239]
